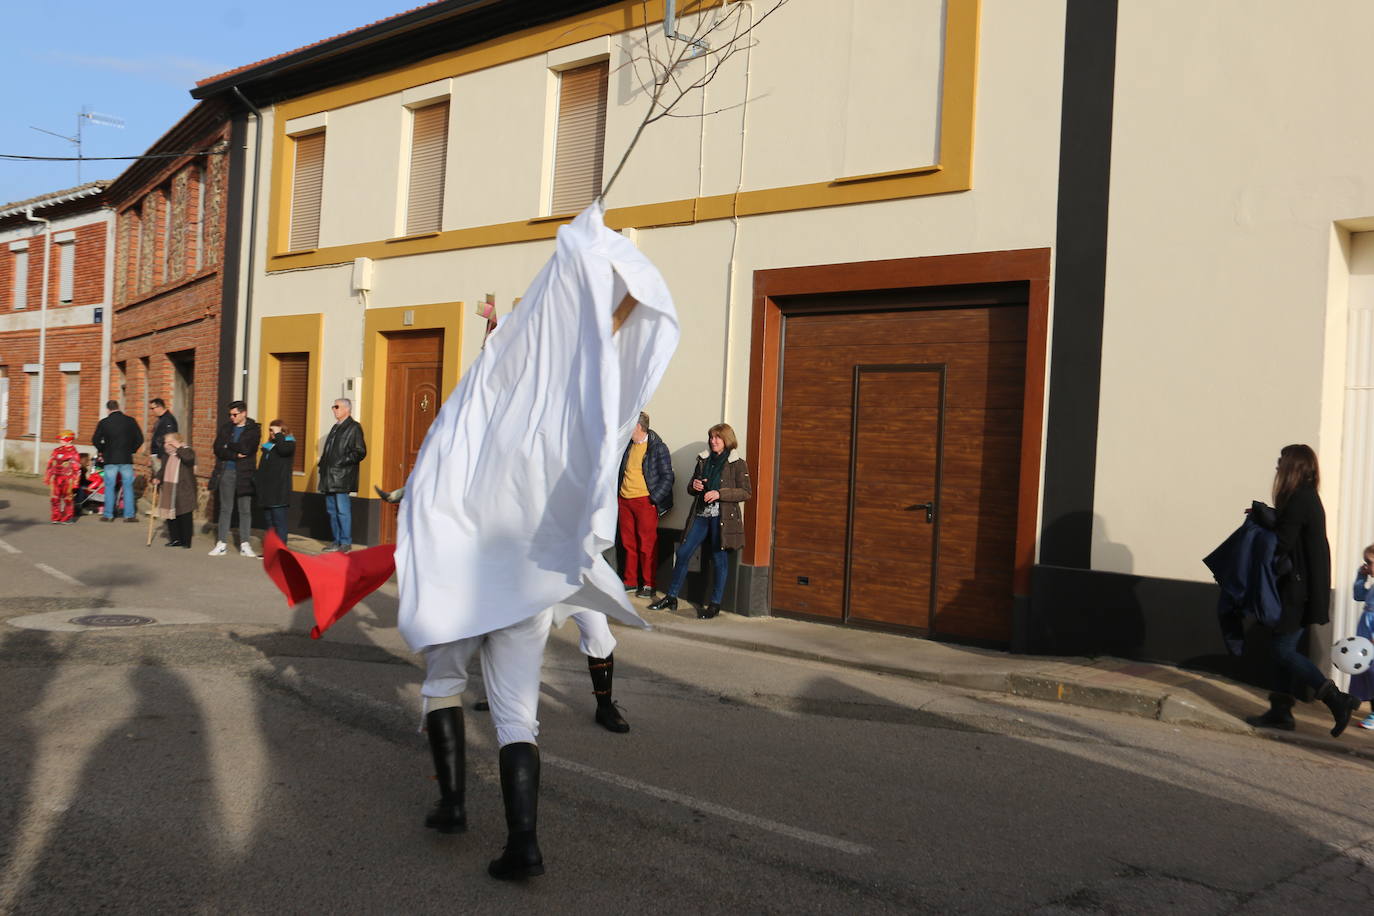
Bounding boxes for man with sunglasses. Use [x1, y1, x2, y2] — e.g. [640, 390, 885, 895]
[208, 401, 261, 557]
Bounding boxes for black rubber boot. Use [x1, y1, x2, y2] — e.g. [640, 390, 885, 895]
[588, 654, 630, 733]
[423, 707, 466, 833]
[488, 743, 545, 880]
[1244, 692, 1296, 731]
[647, 595, 678, 611]
[1316, 679, 1360, 738]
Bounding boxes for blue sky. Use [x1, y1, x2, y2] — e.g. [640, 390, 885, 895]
[1, 0, 417, 205]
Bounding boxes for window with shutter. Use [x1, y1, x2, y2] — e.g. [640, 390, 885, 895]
[406, 101, 450, 236]
[13, 250, 28, 310]
[275, 353, 310, 473]
[58, 241, 76, 303]
[289, 133, 326, 251]
[550, 60, 609, 215]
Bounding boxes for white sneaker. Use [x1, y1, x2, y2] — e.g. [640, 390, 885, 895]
[240, 542, 258, 558]
[208, 542, 227, 557]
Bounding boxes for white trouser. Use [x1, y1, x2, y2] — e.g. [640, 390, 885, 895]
[422, 609, 553, 747]
[572, 610, 617, 659]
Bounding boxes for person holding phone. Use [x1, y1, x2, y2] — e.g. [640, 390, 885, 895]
[648, 423, 751, 619]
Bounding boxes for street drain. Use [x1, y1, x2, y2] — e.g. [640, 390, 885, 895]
[69, 614, 156, 628]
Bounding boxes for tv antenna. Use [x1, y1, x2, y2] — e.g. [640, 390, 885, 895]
[30, 106, 126, 182]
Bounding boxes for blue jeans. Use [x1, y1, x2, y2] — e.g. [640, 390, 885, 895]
[1272, 627, 1327, 695]
[325, 492, 352, 546]
[665, 515, 730, 604]
[263, 506, 289, 544]
[102, 464, 135, 519]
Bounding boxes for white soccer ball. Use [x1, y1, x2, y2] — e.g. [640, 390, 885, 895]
[1331, 636, 1374, 676]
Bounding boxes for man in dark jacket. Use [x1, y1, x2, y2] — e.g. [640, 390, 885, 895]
[209, 400, 261, 557]
[148, 398, 178, 476]
[318, 398, 367, 553]
[617, 411, 673, 597]
[91, 400, 144, 522]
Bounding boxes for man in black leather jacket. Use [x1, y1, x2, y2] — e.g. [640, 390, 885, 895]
[318, 398, 367, 553]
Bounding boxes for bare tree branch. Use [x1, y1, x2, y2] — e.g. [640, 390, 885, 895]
[600, 0, 790, 201]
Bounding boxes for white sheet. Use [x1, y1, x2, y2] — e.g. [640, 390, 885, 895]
[396, 202, 679, 652]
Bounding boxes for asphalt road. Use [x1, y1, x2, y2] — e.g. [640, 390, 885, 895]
[1, 485, 1371, 913]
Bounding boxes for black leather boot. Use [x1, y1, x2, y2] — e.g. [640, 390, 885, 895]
[423, 707, 466, 833]
[1244, 692, 1296, 731]
[698, 602, 721, 619]
[647, 595, 677, 611]
[588, 654, 630, 733]
[1316, 679, 1361, 738]
[488, 743, 544, 879]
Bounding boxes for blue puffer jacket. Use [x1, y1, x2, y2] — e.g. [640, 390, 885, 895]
[619, 429, 674, 515]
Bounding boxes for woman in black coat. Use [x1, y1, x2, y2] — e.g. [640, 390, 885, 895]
[255, 420, 296, 545]
[1247, 444, 1361, 737]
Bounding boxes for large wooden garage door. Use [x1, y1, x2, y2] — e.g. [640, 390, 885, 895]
[770, 300, 1026, 643]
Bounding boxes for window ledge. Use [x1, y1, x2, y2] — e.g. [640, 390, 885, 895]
[528, 212, 577, 225]
[275, 248, 317, 258]
[832, 164, 942, 185]
[386, 231, 440, 243]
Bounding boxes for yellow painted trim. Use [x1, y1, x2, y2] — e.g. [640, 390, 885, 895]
[257, 313, 323, 493]
[833, 164, 943, 185]
[359, 302, 465, 496]
[266, 0, 980, 270]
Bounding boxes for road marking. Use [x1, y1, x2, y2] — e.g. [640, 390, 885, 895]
[543, 752, 873, 856]
[34, 564, 83, 587]
[0, 538, 19, 554]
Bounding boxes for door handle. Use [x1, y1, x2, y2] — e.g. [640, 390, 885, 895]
[906, 501, 935, 523]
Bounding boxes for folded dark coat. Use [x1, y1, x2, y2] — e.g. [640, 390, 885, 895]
[1204, 516, 1282, 655]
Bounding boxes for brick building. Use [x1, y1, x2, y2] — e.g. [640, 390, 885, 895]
[0, 182, 113, 472]
[106, 99, 243, 487]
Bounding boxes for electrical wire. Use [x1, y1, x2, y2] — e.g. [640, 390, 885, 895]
[0, 150, 227, 162]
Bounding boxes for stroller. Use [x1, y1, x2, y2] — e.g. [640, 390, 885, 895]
[78, 461, 110, 516]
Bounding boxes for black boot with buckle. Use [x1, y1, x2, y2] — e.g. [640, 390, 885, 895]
[423, 706, 467, 833]
[488, 742, 545, 880]
[1316, 679, 1361, 738]
[588, 654, 630, 733]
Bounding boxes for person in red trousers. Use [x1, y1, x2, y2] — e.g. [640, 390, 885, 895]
[617, 411, 674, 598]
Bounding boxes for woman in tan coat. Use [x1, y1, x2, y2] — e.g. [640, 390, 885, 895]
[648, 423, 752, 618]
[153, 432, 198, 548]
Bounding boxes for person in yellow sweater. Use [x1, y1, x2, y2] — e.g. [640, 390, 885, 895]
[618, 411, 674, 598]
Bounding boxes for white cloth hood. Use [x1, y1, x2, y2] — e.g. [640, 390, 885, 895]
[396, 202, 679, 652]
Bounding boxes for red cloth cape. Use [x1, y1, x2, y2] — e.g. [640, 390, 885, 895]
[261, 529, 397, 639]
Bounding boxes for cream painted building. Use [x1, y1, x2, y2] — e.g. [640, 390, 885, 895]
[189, 0, 1374, 673]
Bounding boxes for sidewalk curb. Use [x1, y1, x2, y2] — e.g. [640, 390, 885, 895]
[648, 619, 1374, 759]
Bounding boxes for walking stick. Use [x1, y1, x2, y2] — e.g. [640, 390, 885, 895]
[146, 481, 160, 547]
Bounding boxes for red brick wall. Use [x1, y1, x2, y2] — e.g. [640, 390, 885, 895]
[0, 212, 110, 448]
[0, 327, 105, 442]
[109, 125, 232, 481]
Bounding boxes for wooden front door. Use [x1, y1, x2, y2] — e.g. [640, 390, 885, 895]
[380, 329, 443, 544]
[846, 365, 943, 628]
[771, 300, 1026, 642]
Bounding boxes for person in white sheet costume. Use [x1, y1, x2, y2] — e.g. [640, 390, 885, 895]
[395, 202, 678, 879]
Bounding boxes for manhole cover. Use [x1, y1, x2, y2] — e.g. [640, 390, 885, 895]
[68, 614, 156, 628]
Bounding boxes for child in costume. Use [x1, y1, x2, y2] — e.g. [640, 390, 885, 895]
[44, 431, 82, 524]
[1350, 543, 1374, 727]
